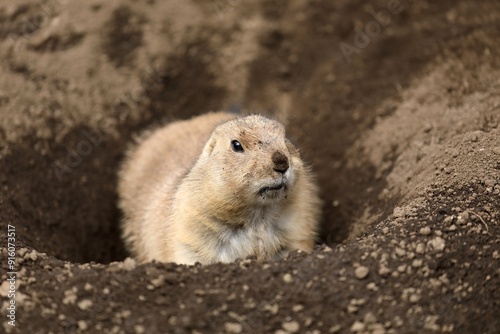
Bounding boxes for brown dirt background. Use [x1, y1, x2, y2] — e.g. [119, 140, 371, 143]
[0, 0, 499, 333]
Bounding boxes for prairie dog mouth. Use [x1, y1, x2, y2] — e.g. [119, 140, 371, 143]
[258, 182, 287, 195]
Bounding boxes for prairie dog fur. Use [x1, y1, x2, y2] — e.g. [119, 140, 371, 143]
[118, 112, 321, 265]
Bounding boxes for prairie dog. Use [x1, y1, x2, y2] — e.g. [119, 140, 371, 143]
[118, 112, 321, 265]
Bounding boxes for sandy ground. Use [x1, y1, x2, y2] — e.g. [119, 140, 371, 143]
[0, 0, 499, 333]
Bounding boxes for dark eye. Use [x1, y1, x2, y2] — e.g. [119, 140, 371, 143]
[231, 140, 244, 153]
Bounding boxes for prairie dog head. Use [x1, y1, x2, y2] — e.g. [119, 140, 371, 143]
[198, 115, 302, 207]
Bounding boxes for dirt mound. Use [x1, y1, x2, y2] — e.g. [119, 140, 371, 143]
[0, 0, 499, 333]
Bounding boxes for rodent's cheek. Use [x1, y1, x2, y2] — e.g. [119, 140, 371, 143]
[228, 170, 251, 191]
[211, 161, 231, 188]
[249, 178, 265, 193]
[212, 171, 225, 189]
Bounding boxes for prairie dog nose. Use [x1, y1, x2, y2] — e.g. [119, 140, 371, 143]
[272, 151, 289, 174]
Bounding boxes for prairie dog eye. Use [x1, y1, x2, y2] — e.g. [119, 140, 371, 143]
[231, 140, 244, 153]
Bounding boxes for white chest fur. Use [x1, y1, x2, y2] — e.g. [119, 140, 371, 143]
[173, 207, 290, 265]
[215, 218, 284, 263]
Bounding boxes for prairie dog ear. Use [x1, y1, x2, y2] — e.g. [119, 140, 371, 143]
[201, 135, 217, 158]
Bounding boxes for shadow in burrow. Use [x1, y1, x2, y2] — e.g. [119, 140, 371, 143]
[0, 44, 228, 264]
[240, 0, 452, 243]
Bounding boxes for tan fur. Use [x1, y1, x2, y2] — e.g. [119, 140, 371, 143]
[118, 112, 321, 265]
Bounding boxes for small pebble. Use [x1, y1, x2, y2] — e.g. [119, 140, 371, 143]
[283, 273, 293, 283]
[484, 178, 496, 188]
[25, 250, 38, 261]
[457, 212, 469, 225]
[412, 259, 423, 268]
[264, 303, 279, 315]
[122, 257, 137, 271]
[77, 320, 88, 331]
[0, 282, 11, 297]
[350, 321, 366, 332]
[282, 320, 300, 333]
[378, 265, 390, 277]
[395, 247, 406, 257]
[371, 324, 386, 334]
[18, 248, 28, 257]
[429, 237, 446, 252]
[121, 310, 131, 318]
[224, 322, 242, 333]
[150, 275, 166, 288]
[347, 304, 359, 314]
[409, 294, 421, 303]
[77, 299, 93, 311]
[62, 288, 77, 305]
[419, 227, 431, 236]
[134, 325, 146, 334]
[354, 266, 370, 280]
[467, 132, 479, 142]
[329, 324, 341, 333]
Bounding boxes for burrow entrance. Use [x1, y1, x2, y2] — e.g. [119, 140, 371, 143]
[0, 0, 435, 264]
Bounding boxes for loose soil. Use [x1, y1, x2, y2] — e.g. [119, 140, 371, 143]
[0, 0, 499, 333]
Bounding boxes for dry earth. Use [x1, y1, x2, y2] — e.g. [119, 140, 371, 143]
[0, 0, 499, 333]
